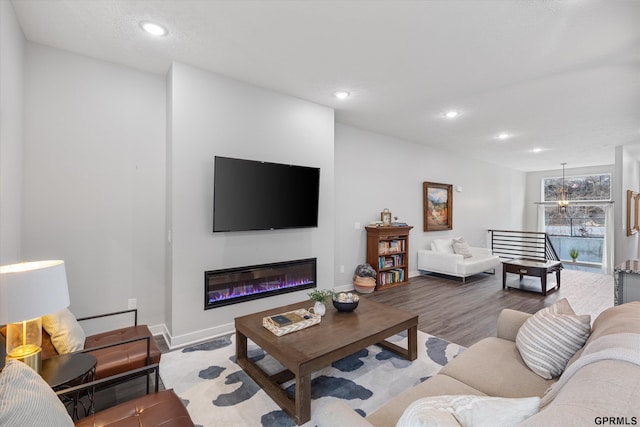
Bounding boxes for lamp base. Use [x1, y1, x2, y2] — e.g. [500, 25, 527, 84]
[7, 347, 42, 373]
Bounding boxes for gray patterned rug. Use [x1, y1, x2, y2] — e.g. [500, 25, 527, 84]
[160, 330, 463, 427]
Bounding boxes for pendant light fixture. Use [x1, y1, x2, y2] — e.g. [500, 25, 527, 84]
[558, 162, 569, 213]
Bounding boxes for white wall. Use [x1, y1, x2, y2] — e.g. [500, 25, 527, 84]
[523, 164, 615, 232]
[23, 43, 166, 329]
[166, 62, 335, 346]
[0, 1, 25, 265]
[334, 124, 526, 287]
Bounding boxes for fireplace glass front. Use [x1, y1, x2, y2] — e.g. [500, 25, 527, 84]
[204, 258, 317, 309]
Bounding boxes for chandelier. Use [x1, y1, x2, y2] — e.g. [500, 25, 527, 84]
[558, 162, 569, 212]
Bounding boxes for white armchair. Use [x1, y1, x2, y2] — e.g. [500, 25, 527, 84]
[417, 238, 501, 283]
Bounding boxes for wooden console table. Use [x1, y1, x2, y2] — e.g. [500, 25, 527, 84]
[502, 259, 563, 296]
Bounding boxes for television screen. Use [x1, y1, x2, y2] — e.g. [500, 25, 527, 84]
[213, 156, 320, 232]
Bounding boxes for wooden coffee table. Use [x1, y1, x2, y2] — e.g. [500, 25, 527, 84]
[234, 298, 418, 425]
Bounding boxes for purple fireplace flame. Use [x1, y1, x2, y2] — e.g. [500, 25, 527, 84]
[204, 258, 316, 309]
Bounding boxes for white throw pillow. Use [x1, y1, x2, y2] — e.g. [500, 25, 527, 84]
[42, 308, 85, 354]
[0, 360, 74, 427]
[431, 239, 454, 254]
[396, 395, 540, 427]
[452, 238, 472, 258]
[516, 298, 591, 379]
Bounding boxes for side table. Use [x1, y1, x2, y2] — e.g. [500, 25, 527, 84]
[41, 352, 97, 420]
[502, 259, 562, 296]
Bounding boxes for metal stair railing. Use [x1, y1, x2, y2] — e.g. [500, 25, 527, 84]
[489, 230, 560, 262]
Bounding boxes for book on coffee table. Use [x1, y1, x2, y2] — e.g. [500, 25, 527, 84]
[263, 309, 320, 336]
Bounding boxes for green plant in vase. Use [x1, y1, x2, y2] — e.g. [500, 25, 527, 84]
[308, 289, 334, 304]
[307, 289, 334, 316]
[569, 248, 579, 262]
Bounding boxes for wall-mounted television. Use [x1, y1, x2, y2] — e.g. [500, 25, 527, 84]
[213, 156, 320, 232]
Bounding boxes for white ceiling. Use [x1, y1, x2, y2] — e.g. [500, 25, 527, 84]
[10, 0, 640, 172]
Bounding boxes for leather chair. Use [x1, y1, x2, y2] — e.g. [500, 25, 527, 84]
[2, 309, 161, 389]
[73, 389, 194, 427]
[55, 364, 193, 426]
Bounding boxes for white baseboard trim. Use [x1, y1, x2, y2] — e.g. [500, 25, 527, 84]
[150, 272, 424, 350]
[150, 322, 236, 351]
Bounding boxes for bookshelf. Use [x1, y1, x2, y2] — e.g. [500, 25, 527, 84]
[365, 225, 413, 291]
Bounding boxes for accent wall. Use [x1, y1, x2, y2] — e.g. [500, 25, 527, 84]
[166, 62, 335, 347]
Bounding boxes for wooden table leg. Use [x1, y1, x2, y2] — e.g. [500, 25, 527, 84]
[236, 330, 248, 361]
[502, 264, 507, 290]
[407, 325, 418, 361]
[541, 271, 547, 296]
[294, 372, 311, 425]
[556, 269, 561, 290]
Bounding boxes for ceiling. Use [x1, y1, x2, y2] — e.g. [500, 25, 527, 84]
[10, 0, 640, 172]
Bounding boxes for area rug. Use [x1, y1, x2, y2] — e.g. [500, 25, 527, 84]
[160, 330, 464, 427]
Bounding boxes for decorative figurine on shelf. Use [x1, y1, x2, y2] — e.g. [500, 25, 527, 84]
[381, 208, 392, 226]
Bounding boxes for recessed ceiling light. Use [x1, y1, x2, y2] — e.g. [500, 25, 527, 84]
[497, 132, 511, 140]
[532, 147, 542, 153]
[444, 111, 460, 119]
[140, 21, 168, 37]
[333, 91, 350, 100]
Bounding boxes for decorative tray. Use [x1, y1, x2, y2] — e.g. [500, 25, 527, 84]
[262, 309, 321, 336]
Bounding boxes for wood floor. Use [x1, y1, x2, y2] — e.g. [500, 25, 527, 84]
[365, 268, 614, 347]
[89, 267, 613, 418]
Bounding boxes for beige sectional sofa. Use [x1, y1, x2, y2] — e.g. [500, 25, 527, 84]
[316, 302, 640, 426]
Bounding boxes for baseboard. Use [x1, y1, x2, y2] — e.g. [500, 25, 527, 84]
[150, 322, 236, 351]
[151, 271, 424, 350]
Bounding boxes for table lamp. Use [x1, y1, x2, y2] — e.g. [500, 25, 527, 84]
[0, 260, 70, 373]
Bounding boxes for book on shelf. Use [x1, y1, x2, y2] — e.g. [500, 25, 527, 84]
[378, 254, 405, 269]
[378, 268, 405, 285]
[378, 239, 406, 254]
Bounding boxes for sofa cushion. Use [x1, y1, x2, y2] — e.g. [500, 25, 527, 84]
[520, 360, 640, 426]
[397, 400, 460, 427]
[516, 299, 591, 379]
[431, 239, 454, 254]
[366, 374, 486, 426]
[42, 308, 86, 354]
[452, 238, 472, 258]
[0, 360, 73, 427]
[397, 395, 540, 427]
[439, 337, 556, 398]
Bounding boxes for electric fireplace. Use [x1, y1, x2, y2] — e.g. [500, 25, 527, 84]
[204, 258, 317, 309]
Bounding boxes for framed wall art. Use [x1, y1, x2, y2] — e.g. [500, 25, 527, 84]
[627, 189, 639, 236]
[423, 182, 452, 232]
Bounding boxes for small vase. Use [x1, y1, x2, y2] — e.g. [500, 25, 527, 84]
[313, 301, 326, 317]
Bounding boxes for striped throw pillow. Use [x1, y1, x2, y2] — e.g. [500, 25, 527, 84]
[516, 298, 591, 379]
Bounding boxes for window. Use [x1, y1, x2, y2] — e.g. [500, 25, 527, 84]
[542, 173, 610, 271]
[542, 174, 611, 202]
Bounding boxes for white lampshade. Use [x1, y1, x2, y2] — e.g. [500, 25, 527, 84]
[0, 260, 70, 324]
